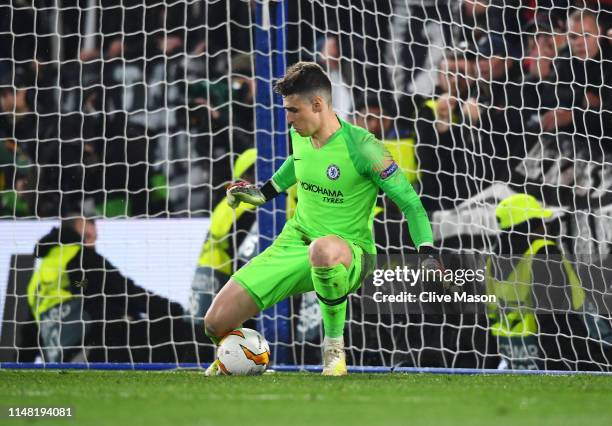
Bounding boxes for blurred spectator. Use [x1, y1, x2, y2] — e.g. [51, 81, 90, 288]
[0, 138, 30, 217]
[27, 212, 193, 362]
[519, 13, 568, 143]
[0, 68, 39, 161]
[317, 36, 355, 120]
[511, 13, 570, 205]
[355, 91, 419, 187]
[188, 54, 255, 209]
[460, 0, 488, 43]
[516, 8, 612, 209]
[387, 0, 455, 96]
[416, 46, 476, 210]
[355, 91, 412, 140]
[522, 12, 568, 82]
[355, 92, 421, 254]
[0, 0, 610, 225]
[462, 34, 524, 188]
[546, 9, 612, 144]
[459, 1, 522, 47]
[0, 68, 71, 217]
[97, 0, 191, 216]
[288, 1, 389, 99]
[487, 193, 610, 370]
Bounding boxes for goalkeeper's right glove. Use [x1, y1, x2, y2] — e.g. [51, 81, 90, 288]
[226, 181, 266, 208]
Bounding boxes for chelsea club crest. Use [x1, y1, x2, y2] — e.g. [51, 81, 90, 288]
[326, 164, 340, 180]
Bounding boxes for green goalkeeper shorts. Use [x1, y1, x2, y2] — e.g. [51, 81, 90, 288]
[232, 224, 367, 311]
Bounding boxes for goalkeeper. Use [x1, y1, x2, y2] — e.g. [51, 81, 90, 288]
[204, 62, 434, 376]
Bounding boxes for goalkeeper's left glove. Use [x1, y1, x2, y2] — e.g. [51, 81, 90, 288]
[226, 181, 266, 208]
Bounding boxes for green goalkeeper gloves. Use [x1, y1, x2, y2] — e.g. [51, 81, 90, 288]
[226, 181, 266, 208]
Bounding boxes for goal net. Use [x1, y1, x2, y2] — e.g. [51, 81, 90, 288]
[1, 0, 611, 371]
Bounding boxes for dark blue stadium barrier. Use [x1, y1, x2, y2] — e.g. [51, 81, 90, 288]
[254, 0, 291, 365]
[2, 363, 611, 375]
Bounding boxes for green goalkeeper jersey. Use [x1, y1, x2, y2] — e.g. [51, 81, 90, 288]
[271, 117, 433, 254]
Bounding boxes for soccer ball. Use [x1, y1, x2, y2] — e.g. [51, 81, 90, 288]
[216, 328, 270, 375]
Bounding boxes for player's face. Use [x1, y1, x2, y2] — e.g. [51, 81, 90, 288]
[283, 94, 321, 137]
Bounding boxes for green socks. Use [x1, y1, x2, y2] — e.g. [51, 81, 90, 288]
[311, 264, 349, 338]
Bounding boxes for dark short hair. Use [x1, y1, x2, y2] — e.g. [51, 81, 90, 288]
[59, 217, 95, 239]
[273, 61, 332, 103]
[355, 91, 397, 118]
[476, 34, 521, 59]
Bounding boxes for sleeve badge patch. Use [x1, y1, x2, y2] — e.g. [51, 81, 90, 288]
[380, 161, 399, 179]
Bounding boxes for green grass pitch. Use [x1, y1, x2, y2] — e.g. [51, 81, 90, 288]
[1, 370, 611, 426]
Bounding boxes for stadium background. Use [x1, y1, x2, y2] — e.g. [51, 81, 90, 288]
[1, 0, 612, 371]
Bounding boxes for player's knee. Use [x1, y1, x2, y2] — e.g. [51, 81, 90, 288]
[309, 236, 350, 267]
